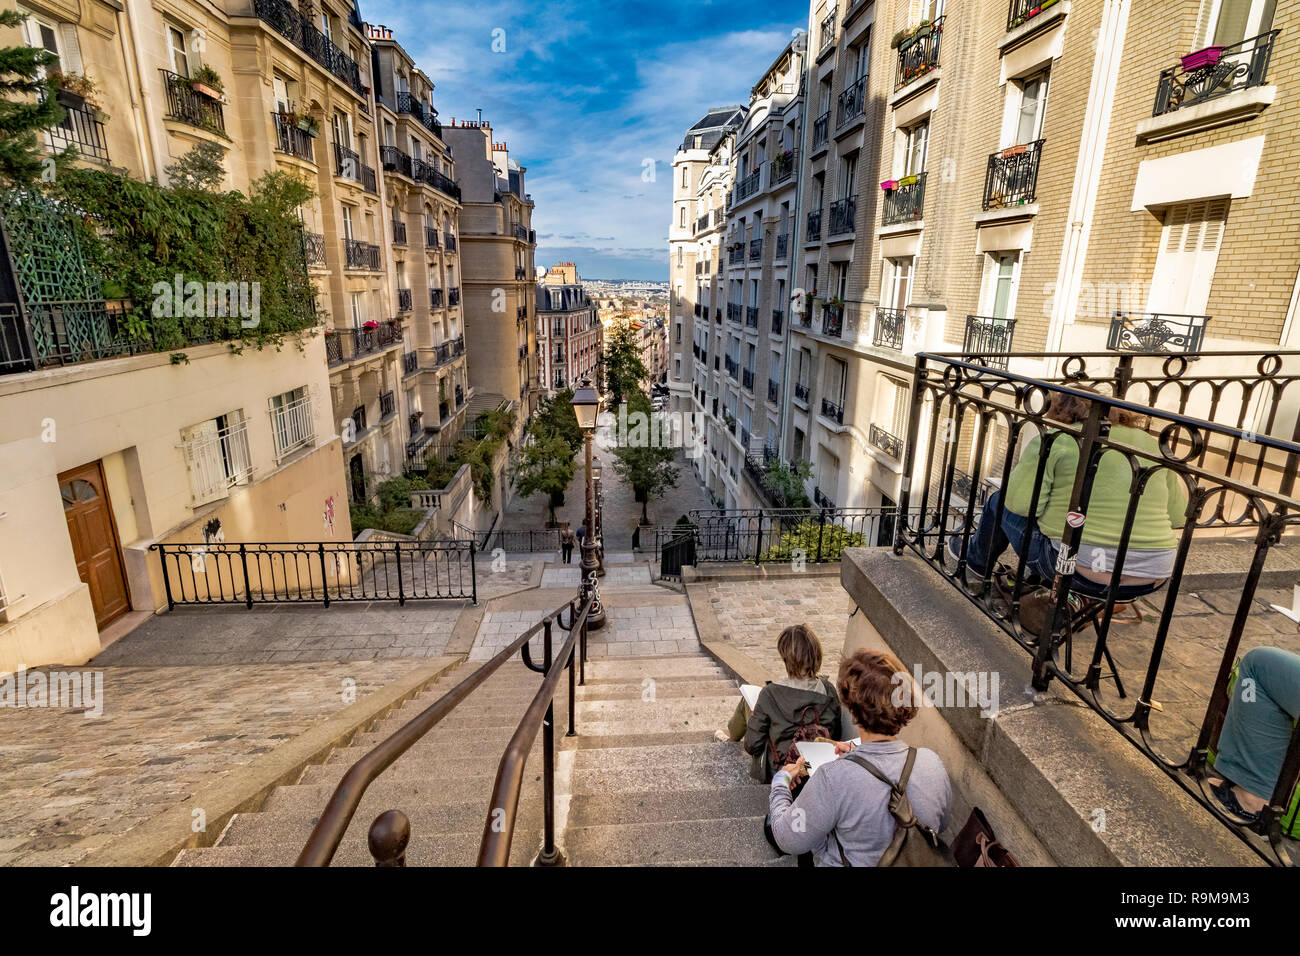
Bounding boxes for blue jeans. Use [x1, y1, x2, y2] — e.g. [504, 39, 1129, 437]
[959, 490, 1058, 582]
[1216, 646, 1300, 801]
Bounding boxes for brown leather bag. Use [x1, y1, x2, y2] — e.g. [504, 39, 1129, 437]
[951, 806, 1020, 867]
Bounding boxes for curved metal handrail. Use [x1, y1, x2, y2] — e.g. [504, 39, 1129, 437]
[295, 596, 582, 866]
[477, 596, 593, 866]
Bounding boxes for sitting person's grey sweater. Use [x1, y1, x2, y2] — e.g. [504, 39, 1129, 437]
[768, 739, 950, 866]
[766, 647, 952, 867]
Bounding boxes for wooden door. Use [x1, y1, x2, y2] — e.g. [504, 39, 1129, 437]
[59, 461, 129, 629]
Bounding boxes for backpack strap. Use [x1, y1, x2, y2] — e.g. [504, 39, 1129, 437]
[834, 748, 937, 867]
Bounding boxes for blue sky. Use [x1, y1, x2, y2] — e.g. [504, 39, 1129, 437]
[363, 0, 809, 281]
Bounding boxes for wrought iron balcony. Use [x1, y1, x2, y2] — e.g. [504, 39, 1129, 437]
[444, 233, 458, 251]
[768, 379, 779, 403]
[380, 144, 412, 177]
[1154, 32, 1278, 117]
[983, 139, 1043, 210]
[344, 238, 381, 271]
[794, 382, 810, 403]
[868, 423, 901, 459]
[271, 112, 315, 160]
[447, 287, 460, 306]
[394, 91, 442, 136]
[403, 350, 419, 375]
[771, 308, 784, 335]
[1107, 312, 1211, 354]
[838, 75, 867, 127]
[895, 16, 944, 91]
[159, 70, 225, 135]
[771, 150, 798, 185]
[749, 237, 762, 261]
[742, 368, 754, 390]
[828, 195, 856, 236]
[397, 288, 413, 312]
[735, 169, 761, 203]
[745, 306, 759, 329]
[409, 158, 461, 200]
[515, 267, 528, 280]
[812, 111, 830, 150]
[696, 213, 710, 234]
[45, 97, 109, 162]
[430, 288, 444, 308]
[819, 6, 838, 53]
[325, 321, 403, 365]
[253, 0, 366, 96]
[821, 301, 844, 338]
[1007, 0, 1060, 31]
[806, 209, 822, 242]
[379, 390, 396, 420]
[392, 220, 407, 244]
[728, 245, 744, 265]
[0, 299, 140, 374]
[882, 172, 926, 225]
[302, 231, 327, 267]
[775, 233, 789, 259]
[333, 142, 376, 192]
[820, 397, 845, 424]
[455, 384, 465, 406]
[873, 307, 905, 350]
[963, 315, 1016, 368]
[424, 227, 440, 248]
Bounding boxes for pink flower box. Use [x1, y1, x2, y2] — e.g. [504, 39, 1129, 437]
[1181, 46, 1224, 71]
[363, 320, 379, 330]
[880, 179, 899, 191]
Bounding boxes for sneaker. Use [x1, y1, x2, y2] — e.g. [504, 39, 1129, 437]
[1210, 778, 1261, 827]
[713, 729, 731, 742]
[946, 536, 987, 593]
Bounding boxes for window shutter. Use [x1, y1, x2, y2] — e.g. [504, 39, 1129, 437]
[58, 23, 83, 73]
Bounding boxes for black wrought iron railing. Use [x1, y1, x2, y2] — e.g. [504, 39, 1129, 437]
[819, 6, 838, 53]
[1, 299, 133, 374]
[152, 538, 475, 612]
[984, 139, 1044, 209]
[771, 150, 798, 185]
[159, 69, 225, 135]
[344, 238, 381, 271]
[795, 382, 810, 402]
[749, 237, 762, 261]
[868, 423, 901, 458]
[1007, 0, 1060, 31]
[838, 75, 866, 127]
[272, 112, 315, 160]
[806, 208, 823, 242]
[745, 306, 759, 328]
[828, 195, 856, 236]
[895, 349, 1300, 866]
[397, 288, 413, 312]
[394, 91, 442, 136]
[812, 111, 830, 149]
[775, 233, 789, 259]
[768, 379, 780, 403]
[771, 308, 784, 335]
[379, 390, 396, 419]
[47, 99, 109, 162]
[735, 169, 761, 203]
[444, 233, 458, 251]
[821, 396, 845, 424]
[1108, 312, 1211, 354]
[896, 16, 944, 90]
[882, 172, 926, 224]
[873, 307, 906, 350]
[1153, 31, 1279, 117]
[822, 301, 844, 338]
[303, 231, 328, 267]
[964, 315, 1016, 368]
[425, 227, 440, 248]
[448, 287, 460, 306]
[253, 0, 366, 96]
[430, 288, 444, 308]
[325, 321, 403, 364]
[403, 350, 419, 376]
[392, 220, 407, 244]
[380, 144, 412, 177]
[650, 507, 895, 564]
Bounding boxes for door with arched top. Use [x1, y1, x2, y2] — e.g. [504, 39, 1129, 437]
[59, 461, 129, 629]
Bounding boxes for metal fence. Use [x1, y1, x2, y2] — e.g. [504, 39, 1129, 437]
[151, 540, 477, 607]
[895, 350, 1300, 865]
[650, 507, 895, 566]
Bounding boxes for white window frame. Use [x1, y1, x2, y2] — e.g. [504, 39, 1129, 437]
[181, 412, 253, 505]
[269, 387, 315, 462]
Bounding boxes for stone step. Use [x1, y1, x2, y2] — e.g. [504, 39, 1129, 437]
[559, 730, 720, 751]
[565, 787, 769, 827]
[571, 740, 747, 773]
[299, 753, 510, 785]
[258, 774, 546, 816]
[576, 678, 740, 701]
[585, 657, 728, 680]
[570, 749, 752, 795]
[563, 817, 782, 866]
[575, 697, 733, 724]
[176, 825, 542, 867]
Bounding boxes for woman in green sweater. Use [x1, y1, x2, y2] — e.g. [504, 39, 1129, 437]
[949, 389, 1188, 601]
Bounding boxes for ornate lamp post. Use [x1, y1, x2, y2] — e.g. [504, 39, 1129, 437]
[571, 382, 606, 629]
[591, 457, 605, 577]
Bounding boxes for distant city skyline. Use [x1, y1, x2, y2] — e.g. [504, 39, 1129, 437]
[363, 0, 808, 281]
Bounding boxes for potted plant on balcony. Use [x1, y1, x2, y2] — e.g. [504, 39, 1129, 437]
[895, 18, 932, 51]
[362, 319, 379, 330]
[1181, 45, 1225, 71]
[880, 179, 899, 191]
[897, 173, 918, 187]
[189, 65, 225, 101]
[47, 70, 101, 111]
[1000, 143, 1028, 158]
[297, 114, 320, 137]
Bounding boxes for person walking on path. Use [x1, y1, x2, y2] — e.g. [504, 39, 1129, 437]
[560, 528, 575, 564]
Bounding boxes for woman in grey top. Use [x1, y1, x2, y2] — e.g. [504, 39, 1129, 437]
[768, 648, 952, 866]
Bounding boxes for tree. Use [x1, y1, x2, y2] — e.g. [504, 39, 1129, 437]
[164, 140, 227, 191]
[612, 392, 679, 525]
[528, 387, 582, 453]
[601, 319, 648, 407]
[762, 459, 813, 508]
[512, 431, 576, 525]
[0, 10, 69, 187]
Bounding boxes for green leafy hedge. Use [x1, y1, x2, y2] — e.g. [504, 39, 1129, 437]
[759, 520, 866, 564]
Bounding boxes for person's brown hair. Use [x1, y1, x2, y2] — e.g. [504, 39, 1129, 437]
[837, 649, 917, 736]
[1048, 386, 1149, 431]
[776, 624, 823, 679]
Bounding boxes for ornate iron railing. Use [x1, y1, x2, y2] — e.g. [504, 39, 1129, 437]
[828, 195, 856, 236]
[819, 6, 838, 53]
[392, 220, 407, 244]
[344, 238, 381, 271]
[1154, 31, 1278, 117]
[0, 299, 134, 374]
[882, 172, 926, 224]
[47, 98, 109, 162]
[326, 321, 402, 364]
[394, 91, 442, 136]
[396, 288, 412, 312]
[822, 301, 844, 338]
[253, 0, 366, 96]
[749, 237, 762, 261]
[896, 16, 944, 90]
[838, 75, 867, 127]
[1108, 312, 1211, 354]
[812, 111, 830, 149]
[873, 307, 906, 350]
[380, 144, 412, 177]
[983, 139, 1044, 209]
[650, 506, 895, 563]
[895, 349, 1300, 866]
[272, 112, 314, 160]
[425, 227, 440, 248]
[806, 208, 823, 242]
[1007, 0, 1060, 31]
[964, 315, 1016, 368]
[159, 69, 225, 135]
[302, 231, 327, 266]
[775, 233, 789, 259]
[868, 423, 901, 458]
[821, 396, 845, 424]
[735, 169, 761, 203]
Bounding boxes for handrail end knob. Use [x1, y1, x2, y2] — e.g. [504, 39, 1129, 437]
[369, 809, 410, 867]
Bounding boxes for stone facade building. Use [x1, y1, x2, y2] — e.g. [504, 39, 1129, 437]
[537, 263, 601, 393]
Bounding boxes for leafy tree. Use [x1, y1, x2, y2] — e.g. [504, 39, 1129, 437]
[164, 140, 227, 191]
[0, 10, 69, 187]
[762, 459, 813, 508]
[759, 520, 865, 564]
[612, 391, 679, 525]
[528, 387, 582, 452]
[601, 319, 648, 407]
[512, 431, 576, 525]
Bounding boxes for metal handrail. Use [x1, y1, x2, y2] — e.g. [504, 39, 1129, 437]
[296, 593, 586, 866]
[478, 596, 593, 866]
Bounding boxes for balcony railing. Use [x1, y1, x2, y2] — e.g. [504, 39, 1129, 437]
[837, 75, 867, 127]
[403, 350, 419, 376]
[397, 288, 413, 312]
[394, 91, 442, 137]
[794, 382, 810, 402]
[983, 139, 1044, 210]
[749, 237, 762, 261]
[882, 172, 926, 225]
[873, 307, 906, 350]
[775, 233, 789, 260]
[820, 397, 845, 424]
[806, 209, 822, 242]
[424, 227, 440, 249]
[728, 245, 744, 266]
[379, 390, 396, 420]
[253, 0, 366, 96]
[1, 299, 133, 374]
[271, 112, 314, 160]
[963, 315, 1016, 368]
[447, 287, 460, 306]
[391, 220, 407, 244]
[159, 70, 225, 135]
[271, 393, 315, 461]
[819, 6, 838, 53]
[828, 195, 856, 236]
[696, 213, 710, 233]
[727, 303, 741, 322]
[896, 16, 944, 90]
[771, 150, 798, 185]
[1153, 31, 1278, 117]
[1107, 312, 1211, 354]
[430, 288, 444, 309]
[821, 301, 844, 338]
[771, 308, 784, 335]
[742, 368, 754, 390]
[380, 144, 412, 177]
[46, 98, 109, 162]
[768, 379, 779, 403]
[325, 321, 403, 365]
[302, 231, 327, 267]
[735, 169, 761, 203]
[812, 111, 830, 150]
[868, 423, 901, 459]
[897, 348, 1300, 867]
[444, 233, 458, 252]
[344, 238, 381, 271]
[1007, 0, 1058, 31]
[745, 306, 759, 329]
[333, 142, 376, 192]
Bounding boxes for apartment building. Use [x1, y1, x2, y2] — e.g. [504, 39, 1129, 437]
[538, 263, 602, 392]
[669, 105, 745, 505]
[783, 0, 1300, 516]
[367, 26, 470, 473]
[441, 121, 538, 428]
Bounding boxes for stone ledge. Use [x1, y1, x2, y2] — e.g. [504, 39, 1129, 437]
[840, 547, 1259, 866]
[1136, 86, 1275, 145]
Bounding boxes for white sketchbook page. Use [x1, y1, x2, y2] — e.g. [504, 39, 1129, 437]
[739, 684, 762, 710]
[791, 740, 838, 775]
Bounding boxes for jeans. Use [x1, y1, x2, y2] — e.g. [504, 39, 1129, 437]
[1215, 646, 1300, 801]
[959, 491, 1162, 602]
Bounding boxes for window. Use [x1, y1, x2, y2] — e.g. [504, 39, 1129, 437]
[181, 412, 252, 505]
[874, 376, 910, 438]
[884, 257, 913, 308]
[273, 76, 291, 114]
[1014, 72, 1050, 145]
[902, 122, 929, 176]
[350, 291, 363, 327]
[1207, 0, 1276, 46]
[681, 167, 688, 188]
[270, 387, 314, 461]
[825, 357, 848, 405]
[832, 262, 848, 301]
[839, 152, 857, 198]
[341, 204, 354, 240]
[982, 252, 1021, 319]
[680, 206, 686, 227]
[1148, 199, 1229, 314]
[19, 9, 63, 74]
[168, 25, 190, 77]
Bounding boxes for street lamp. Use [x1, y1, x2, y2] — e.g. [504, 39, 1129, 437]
[571, 382, 606, 629]
[591, 457, 605, 577]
